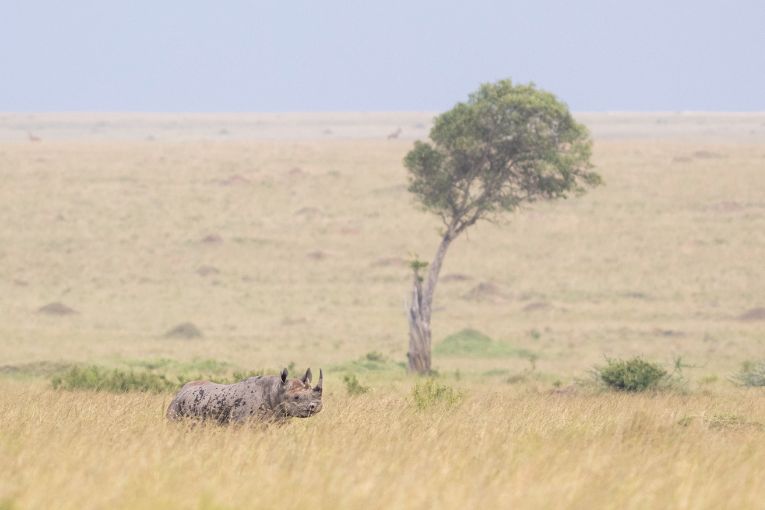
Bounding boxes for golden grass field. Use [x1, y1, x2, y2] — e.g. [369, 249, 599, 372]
[1, 112, 764, 509]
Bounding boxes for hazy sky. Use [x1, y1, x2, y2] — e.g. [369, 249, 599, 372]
[2, 0, 763, 112]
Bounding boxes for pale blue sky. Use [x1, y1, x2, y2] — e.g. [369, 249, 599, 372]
[1, 0, 763, 111]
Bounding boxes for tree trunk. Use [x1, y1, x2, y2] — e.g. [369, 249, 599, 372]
[407, 231, 454, 374]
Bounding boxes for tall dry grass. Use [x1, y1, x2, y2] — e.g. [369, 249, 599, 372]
[1, 114, 765, 509]
[1, 380, 764, 509]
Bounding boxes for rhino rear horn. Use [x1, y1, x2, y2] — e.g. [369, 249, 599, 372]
[281, 368, 288, 384]
[314, 368, 323, 393]
[302, 368, 312, 385]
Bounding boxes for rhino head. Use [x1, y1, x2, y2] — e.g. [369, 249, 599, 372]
[278, 367, 323, 418]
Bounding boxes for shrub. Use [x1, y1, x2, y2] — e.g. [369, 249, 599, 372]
[343, 374, 369, 396]
[595, 357, 668, 392]
[731, 361, 765, 387]
[412, 379, 462, 410]
[51, 366, 177, 393]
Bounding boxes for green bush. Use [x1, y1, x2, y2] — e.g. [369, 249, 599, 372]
[343, 374, 369, 396]
[731, 361, 765, 387]
[595, 357, 668, 392]
[51, 366, 177, 393]
[412, 379, 462, 410]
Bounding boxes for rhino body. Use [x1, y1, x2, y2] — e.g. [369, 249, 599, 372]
[166, 368, 322, 424]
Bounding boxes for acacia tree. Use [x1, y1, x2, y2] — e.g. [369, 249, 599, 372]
[404, 79, 601, 374]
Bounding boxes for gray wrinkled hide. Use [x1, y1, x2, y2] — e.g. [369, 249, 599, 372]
[166, 370, 322, 424]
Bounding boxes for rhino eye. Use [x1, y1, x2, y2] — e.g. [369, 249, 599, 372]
[294, 395, 300, 400]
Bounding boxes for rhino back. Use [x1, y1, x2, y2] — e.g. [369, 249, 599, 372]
[167, 375, 283, 423]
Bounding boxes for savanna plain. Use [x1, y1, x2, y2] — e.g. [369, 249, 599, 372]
[1, 113, 764, 509]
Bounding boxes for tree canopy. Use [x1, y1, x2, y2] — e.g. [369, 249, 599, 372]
[405, 80, 600, 236]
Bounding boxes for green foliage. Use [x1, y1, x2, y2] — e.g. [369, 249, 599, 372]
[342, 374, 369, 396]
[51, 366, 177, 393]
[412, 379, 462, 410]
[731, 361, 765, 387]
[405, 79, 600, 233]
[50, 360, 270, 393]
[595, 357, 668, 392]
[0, 498, 16, 510]
[434, 328, 534, 359]
[408, 258, 428, 272]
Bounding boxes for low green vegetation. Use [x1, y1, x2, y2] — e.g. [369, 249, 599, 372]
[51, 366, 177, 393]
[731, 361, 765, 387]
[595, 357, 669, 392]
[434, 328, 535, 358]
[342, 374, 369, 396]
[412, 379, 462, 410]
[49, 359, 269, 393]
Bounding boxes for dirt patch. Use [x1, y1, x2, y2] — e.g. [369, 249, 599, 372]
[201, 234, 223, 244]
[371, 184, 407, 195]
[462, 282, 507, 302]
[288, 167, 305, 177]
[306, 250, 328, 261]
[523, 301, 551, 312]
[693, 150, 726, 159]
[372, 256, 407, 268]
[705, 201, 746, 213]
[164, 322, 203, 339]
[218, 174, 250, 186]
[672, 156, 692, 163]
[339, 226, 361, 235]
[295, 207, 322, 218]
[196, 265, 220, 277]
[622, 291, 650, 300]
[442, 273, 472, 283]
[739, 307, 765, 321]
[37, 302, 77, 315]
[652, 328, 686, 337]
[282, 316, 308, 326]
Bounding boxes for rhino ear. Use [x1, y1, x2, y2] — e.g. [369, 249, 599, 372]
[302, 368, 312, 385]
[280, 368, 288, 384]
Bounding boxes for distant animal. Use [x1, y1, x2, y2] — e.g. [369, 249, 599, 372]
[387, 127, 402, 140]
[166, 368, 323, 424]
[27, 131, 41, 142]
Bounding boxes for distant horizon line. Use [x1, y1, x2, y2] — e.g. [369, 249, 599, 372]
[2, 111, 765, 115]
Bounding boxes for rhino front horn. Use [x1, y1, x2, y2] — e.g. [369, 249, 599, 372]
[314, 369, 323, 393]
[302, 367, 312, 385]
